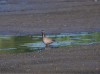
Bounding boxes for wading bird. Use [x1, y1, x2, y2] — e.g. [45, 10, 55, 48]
[41, 30, 55, 47]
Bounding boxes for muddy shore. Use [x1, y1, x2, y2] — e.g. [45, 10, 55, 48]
[0, 44, 100, 74]
[0, 2, 100, 35]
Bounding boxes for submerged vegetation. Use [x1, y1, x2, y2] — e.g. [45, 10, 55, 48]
[0, 32, 100, 53]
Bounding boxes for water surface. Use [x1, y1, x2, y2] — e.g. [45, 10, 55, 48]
[0, 32, 100, 53]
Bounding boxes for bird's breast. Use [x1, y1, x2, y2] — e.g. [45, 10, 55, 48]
[43, 37, 53, 44]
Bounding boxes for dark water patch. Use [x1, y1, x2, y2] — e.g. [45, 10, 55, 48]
[0, 32, 100, 53]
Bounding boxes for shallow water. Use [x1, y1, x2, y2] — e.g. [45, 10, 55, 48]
[0, 32, 100, 53]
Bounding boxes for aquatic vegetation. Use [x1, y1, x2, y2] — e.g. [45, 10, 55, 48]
[0, 32, 100, 53]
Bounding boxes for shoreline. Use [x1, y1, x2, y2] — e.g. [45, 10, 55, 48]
[0, 2, 100, 34]
[0, 44, 100, 73]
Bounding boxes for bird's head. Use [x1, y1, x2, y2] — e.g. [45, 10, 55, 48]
[41, 30, 45, 37]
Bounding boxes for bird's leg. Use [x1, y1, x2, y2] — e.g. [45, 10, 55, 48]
[46, 44, 49, 47]
[45, 44, 52, 50]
